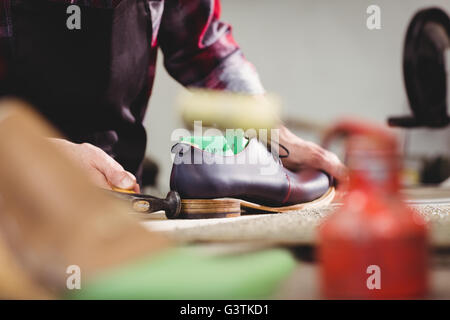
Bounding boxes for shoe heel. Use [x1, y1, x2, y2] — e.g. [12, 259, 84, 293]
[180, 199, 241, 219]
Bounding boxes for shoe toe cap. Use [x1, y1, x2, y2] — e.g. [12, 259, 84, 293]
[284, 168, 331, 205]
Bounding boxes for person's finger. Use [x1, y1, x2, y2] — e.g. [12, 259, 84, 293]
[301, 143, 348, 182]
[316, 152, 348, 183]
[105, 165, 136, 190]
[83, 143, 139, 191]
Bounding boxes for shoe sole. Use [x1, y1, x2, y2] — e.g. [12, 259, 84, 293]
[179, 187, 335, 219]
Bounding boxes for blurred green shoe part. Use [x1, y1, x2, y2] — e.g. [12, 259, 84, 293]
[68, 248, 295, 300]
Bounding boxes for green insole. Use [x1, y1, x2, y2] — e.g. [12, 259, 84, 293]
[67, 247, 295, 300]
[180, 134, 248, 155]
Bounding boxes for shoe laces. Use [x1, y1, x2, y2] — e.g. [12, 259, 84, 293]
[253, 137, 290, 164]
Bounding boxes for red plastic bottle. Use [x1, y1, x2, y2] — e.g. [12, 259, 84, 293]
[318, 120, 428, 299]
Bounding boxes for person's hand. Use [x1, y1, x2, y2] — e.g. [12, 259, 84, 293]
[49, 138, 140, 192]
[278, 125, 348, 183]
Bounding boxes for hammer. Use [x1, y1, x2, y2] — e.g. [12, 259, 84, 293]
[110, 189, 182, 219]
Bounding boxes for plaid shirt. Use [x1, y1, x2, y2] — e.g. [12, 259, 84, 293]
[0, 0, 264, 95]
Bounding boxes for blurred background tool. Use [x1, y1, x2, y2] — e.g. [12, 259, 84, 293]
[111, 190, 181, 219]
[318, 120, 429, 299]
[283, 7, 450, 187]
[389, 7, 450, 128]
[177, 88, 281, 131]
[388, 7, 450, 186]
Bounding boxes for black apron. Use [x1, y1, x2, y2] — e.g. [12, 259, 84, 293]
[7, 0, 154, 181]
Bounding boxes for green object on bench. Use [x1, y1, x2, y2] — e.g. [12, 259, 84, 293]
[180, 133, 248, 155]
[67, 247, 295, 300]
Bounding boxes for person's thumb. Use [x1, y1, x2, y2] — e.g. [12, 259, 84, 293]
[107, 170, 138, 191]
[84, 143, 140, 192]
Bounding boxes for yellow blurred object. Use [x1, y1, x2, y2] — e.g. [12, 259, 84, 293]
[0, 99, 169, 298]
[401, 168, 421, 186]
[177, 88, 281, 131]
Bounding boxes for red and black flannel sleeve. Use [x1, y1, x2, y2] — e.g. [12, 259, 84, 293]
[158, 0, 265, 95]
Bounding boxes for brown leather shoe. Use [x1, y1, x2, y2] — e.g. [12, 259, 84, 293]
[170, 138, 335, 218]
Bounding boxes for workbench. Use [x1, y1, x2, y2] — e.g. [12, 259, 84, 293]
[138, 187, 450, 299]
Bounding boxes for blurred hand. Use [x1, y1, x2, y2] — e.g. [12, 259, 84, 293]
[49, 138, 140, 193]
[278, 126, 348, 184]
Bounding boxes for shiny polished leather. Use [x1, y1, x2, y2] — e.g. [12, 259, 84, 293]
[170, 139, 332, 206]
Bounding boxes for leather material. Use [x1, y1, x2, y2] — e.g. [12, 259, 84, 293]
[170, 138, 332, 206]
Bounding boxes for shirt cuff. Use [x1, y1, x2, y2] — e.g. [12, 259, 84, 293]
[190, 50, 265, 95]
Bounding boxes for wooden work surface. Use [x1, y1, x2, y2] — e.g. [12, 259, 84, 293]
[137, 186, 450, 298]
[138, 187, 450, 246]
[140, 203, 450, 248]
